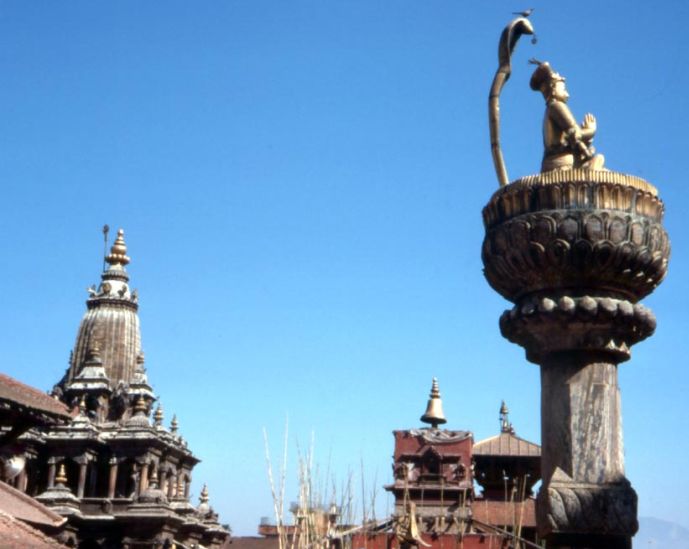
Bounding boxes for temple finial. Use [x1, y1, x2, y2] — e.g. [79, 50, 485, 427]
[134, 395, 147, 415]
[105, 228, 130, 267]
[154, 404, 164, 427]
[55, 463, 68, 485]
[85, 340, 102, 363]
[500, 400, 514, 433]
[170, 414, 179, 434]
[420, 377, 447, 429]
[200, 484, 209, 504]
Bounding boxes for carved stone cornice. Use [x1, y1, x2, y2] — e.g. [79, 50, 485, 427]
[483, 170, 661, 229]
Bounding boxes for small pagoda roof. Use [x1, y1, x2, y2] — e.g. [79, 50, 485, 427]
[0, 373, 72, 424]
[473, 431, 540, 458]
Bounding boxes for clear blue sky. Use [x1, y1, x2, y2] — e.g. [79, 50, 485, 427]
[0, 0, 687, 536]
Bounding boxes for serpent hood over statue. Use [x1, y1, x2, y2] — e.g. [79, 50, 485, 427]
[482, 16, 670, 549]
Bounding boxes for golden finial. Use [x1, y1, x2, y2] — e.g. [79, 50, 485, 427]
[420, 377, 447, 429]
[79, 395, 87, 414]
[86, 341, 101, 362]
[170, 414, 179, 434]
[154, 404, 164, 426]
[105, 228, 131, 266]
[500, 400, 514, 433]
[199, 484, 209, 504]
[134, 395, 147, 414]
[56, 463, 68, 485]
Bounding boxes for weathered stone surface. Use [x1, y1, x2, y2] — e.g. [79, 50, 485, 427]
[481, 172, 669, 547]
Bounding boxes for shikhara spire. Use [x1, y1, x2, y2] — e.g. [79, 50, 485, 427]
[27, 228, 230, 547]
[61, 228, 142, 397]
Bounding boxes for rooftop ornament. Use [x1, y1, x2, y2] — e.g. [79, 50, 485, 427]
[105, 228, 130, 267]
[419, 378, 447, 429]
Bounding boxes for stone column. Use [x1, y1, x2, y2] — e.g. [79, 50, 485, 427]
[481, 171, 670, 548]
[75, 456, 89, 498]
[17, 463, 28, 493]
[47, 458, 57, 489]
[108, 458, 119, 499]
[139, 460, 149, 493]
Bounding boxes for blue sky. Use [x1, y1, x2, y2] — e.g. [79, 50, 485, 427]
[0, 0, 687, 536]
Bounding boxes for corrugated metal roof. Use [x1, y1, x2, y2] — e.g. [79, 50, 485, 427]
[472, 432, 540, 457]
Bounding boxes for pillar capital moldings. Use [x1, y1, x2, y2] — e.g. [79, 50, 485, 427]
[500, 295, 656, 363]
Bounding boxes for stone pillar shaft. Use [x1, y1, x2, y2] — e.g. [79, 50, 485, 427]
[540, 355, 623, 485]
[140, 463, 149, 493]
[108, 461, 119, 499]
[47, 462, 56, 489]
[77, 462, 87, 498]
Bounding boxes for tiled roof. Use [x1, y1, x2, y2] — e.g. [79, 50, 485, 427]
[0, 510, 67, 548]
[472, 498, 536, 528]
[472, 432, 540, 457]
[0, 480, 66, 528]
[0, 373, 71, 421]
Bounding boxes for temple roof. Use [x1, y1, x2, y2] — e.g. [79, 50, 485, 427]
[472, 432, 540, 458]
[0, 479, 66, 529]
[0, 510, 67, 548]
[0, 373, 72, 423]
[473, 401, 540, 458]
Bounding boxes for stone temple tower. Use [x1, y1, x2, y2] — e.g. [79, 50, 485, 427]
[16, 230, 230, 549]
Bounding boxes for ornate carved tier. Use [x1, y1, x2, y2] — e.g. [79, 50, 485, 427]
[482, 170, 669, 305]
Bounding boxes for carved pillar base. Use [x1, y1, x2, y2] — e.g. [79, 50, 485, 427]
[538, 479, 636, 548]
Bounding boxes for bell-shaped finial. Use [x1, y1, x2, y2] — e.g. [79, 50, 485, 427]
[55, 463, 68, 485]
[134, 395, 147, 415]
[105, 228, 131, 267]
[420, 377, 447, 429]
[170, 414, 179, 434]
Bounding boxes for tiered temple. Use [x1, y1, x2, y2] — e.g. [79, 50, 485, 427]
[10, 229, 230, 548]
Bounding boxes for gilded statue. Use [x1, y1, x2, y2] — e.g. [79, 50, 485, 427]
[529, 61, 605, 172]
[489, 17, 606, 186]
[489, 16, 535, 186]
